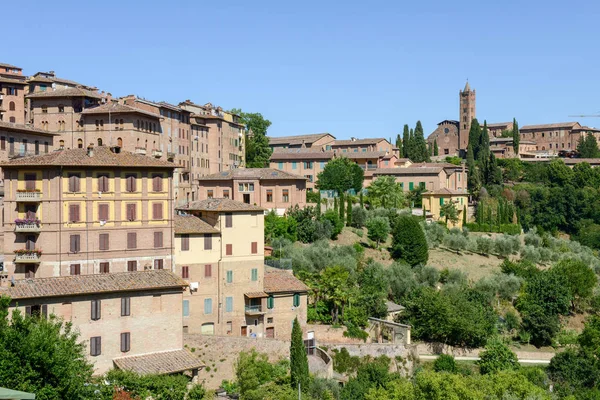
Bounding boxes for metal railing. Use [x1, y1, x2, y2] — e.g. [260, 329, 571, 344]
[245, 305, 263, 313]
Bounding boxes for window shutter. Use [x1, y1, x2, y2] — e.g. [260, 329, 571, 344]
[98, 204, 108, 221]
[293, 293, 300, 307]
[226, 244, 232, 256]
[204, 235, 212, 250]
[225, 213, 232, 228]
[226, 297, 233, 312]
[153, 203, 163, 220]
[25, 306, 32, 316]
[126, 204, 136, 221]
[154, 259, 163, 269]
[204, 298, 212, 314]
[251, 242, 257, 254]
[205, 264, 212, 278]
[41, 304, 48, 319]
[153, 175, 163, 192]
[267, 296, 274, 309]
[70, 234, 80, 253]
[183, 300, 190, 316]
[127, 232, 137, 249]
[70, 264, 80, 275]
[181, 234, 189, 251]
[121, 297, 130, 316]
[127, 260, 137, 271]
[100, 262, 109, 273]
[99, 233, 109, 251]
[121, 332, 130, 352]
[91, 300, 101, 321]
[154, 232, 163, 248]
[182, 266, 189, 279]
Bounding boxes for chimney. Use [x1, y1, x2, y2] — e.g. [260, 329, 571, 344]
[351, 137, 356, 142]
[87, 144, 94, 157]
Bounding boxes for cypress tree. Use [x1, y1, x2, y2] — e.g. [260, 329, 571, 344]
[290, 317, 309, 391]
[479, 120, 491, 162]
[346, 196, 352, 226]
[487, 153, 502, 185]
[463, 205, 468, 226]
[391, 215, 429, 266]
[396, 133, 403, 156]
[402, 125, 410, 158]
[433, 139, 439, 156]
[512, 118, 520, 155]
[468, 119, 482, 159]
[334, 196, 338, 215]
[359, 191, 364, 208]
[412, 121, 429, 162]
[316, 190, 321, 219]
[428, 142, 433, 156]
[339, 192, 345, 223]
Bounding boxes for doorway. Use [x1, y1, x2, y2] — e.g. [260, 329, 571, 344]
[266, 327, 275, 338]
[243, 193, 250, 204]
[241, 326, 248, 336]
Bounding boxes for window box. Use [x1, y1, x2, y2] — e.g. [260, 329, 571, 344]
[15, 218, 41, 233]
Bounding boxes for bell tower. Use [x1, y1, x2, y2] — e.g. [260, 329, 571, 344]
[459, 81, 476, 150]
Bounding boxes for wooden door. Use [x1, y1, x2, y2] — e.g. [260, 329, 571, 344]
[266, 327, 275, 339]
[241, 326, 247, 336]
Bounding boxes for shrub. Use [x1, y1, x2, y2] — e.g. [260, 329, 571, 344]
[391, 215, 429, 267]
[323, 210, 344, 240]
[414, 265, 440, 287]
[477, 340, 519, 375]
[494, 234, 521, 257]
[476, 236, 493, 255]
[524, 231, 543, 247]
[351, 206, 367, 228]
[332, 347, 361, 374]
[366, 216, 391, 248]
[520, 245, 541, 264]
[314, 219, 333, 241]
[504, 310, 520, 333]
[423, 221, 447, 248]
[443, 232, 468, 254]
[465, 223, 521, 235]
[433, 354, 457, 373]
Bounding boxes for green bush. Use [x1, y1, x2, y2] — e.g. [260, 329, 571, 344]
[443, 232, 468, 254]
[433, 354, 457, 373]
[391, 215, 429, 266]
[351, 206, 367, 228]
[475, 236, 493, 255]
[423, 221, 447, 248]
[332, 347, 361, 374]
[477, 340, 519, 375]
[323, 210, 344, 240]
[465, 223, 521, 235]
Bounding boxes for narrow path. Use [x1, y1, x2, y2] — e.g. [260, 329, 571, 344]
[418, 354, 551, 364]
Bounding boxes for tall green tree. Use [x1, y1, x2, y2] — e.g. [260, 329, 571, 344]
[290, 318, 309, 392]
[316, 157, 364, 195]
[467, 119, 482, 159]
[346, 196, 352, 227]
[366, 217, 391, 248]
[512, 118, 520, 155]
[230, 109, 273, 168]
[466, 144, 481, 195]
[395, 133, 402, 157]
[462, 205, 468, 226]
[339, 192, 345, 223]
[577, 132, 600, 158]
[411, 121, 430, 163]
[367, 176, 406, 209]
[440, 202, 459, 225]
[391, 215, 429, 266]
[0, 296, 95, 399]
[478, 120, 491, 166]
[433, 138, 439, 156]
[486, 152, 502, 185]
[477, 340, 519, 375]
[402, 125, 410, 158]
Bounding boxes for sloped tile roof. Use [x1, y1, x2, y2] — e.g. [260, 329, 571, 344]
[113, 349, 203, 375]
[270, 149, 334, 161]
[520, 122, 580, 130]
[200, 168, 306, 181]
[178, 198, 265, 212]
[268, 133, 334, 145]
[81, 102, 161, 119]
[425, 187, 467, 195]
[1, 270, 187, 300]
[0, 121, 59, 137]
[332, 138, 388, 146]
[0, 62, 21, 69]
[26, 87, 103, 99]
[0, 77, 27, 85]
[1, 146, 176, 168]
[343, 151, 388, 159]
[486, 122, 513, 128]
[263, 270, 309, 293]
[174, 214, 219, 234]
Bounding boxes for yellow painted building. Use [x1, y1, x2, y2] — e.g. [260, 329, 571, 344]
[422, 188, 469, 228]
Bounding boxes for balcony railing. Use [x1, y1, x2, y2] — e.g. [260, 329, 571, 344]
[15, 223, 41, 233]
[245, 305, 264, 314]
[14, 252, 42, 263]
[16, 191, 42, 202]
[152, 149, 163, 158]
[135, 147, 147, 155]
[167, 152, 176, 160]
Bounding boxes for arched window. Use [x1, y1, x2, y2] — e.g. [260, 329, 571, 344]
[98, 138, 103, 146]
[136, 138, 140, 147]
[145, 139, 148, 149]
[41, 105, 48, 113]
[78, 139, 83, 148]
[117, 138, 123, 147]
[59, 139, 65, 148]
[100, 120, 104, 127]
[9, 101, 15, 111]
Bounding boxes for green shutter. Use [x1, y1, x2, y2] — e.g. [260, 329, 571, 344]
[225, 297, 233, 312]
[251, 268, 258, 281]
[440, 197, 444, 205]
[419, 182, 425, 189]
[267, 295, 274, 309]
[292, 162, 297, 169]
[409, 182, 414, 190]
[183, 300, 189, 317]
[293, 293, 300, 307]
[226, 270, 233, 283]
[278, 162, 283, 169]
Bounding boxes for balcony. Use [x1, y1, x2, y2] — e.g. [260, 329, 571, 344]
[16, 191, 42, 202]
[152, 149, 163, 158]
[135, 147, 147, 155]
[245, 305, 265, 315]
[14, 250, 42, 264]
[15, 220, 41, 233]
[167, 152, 176, 161]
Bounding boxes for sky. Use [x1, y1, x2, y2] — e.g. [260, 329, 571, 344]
[5, 0, 600, 140]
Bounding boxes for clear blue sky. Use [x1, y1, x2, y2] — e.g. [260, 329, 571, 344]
[5, 0, 600, 139]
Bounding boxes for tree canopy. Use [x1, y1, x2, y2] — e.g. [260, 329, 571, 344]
[230, 108, 273, 168]
[316, 157, 364, 195]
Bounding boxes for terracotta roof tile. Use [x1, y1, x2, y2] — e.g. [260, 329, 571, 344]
[113, 349, 203, 375]
[174, 215, 219, 234]
[200, 168, 306, 181]
[26, 87, 103, 99]
[343, 151, 388, 159]
[1, 146, 176, 168]
[1, 270, 187, 300]
[425, 187, 468, 195]
[0, 121, 59, 137]
[270, 150, 334, 161]
[81, 102, 161, 119]
[0, 77, 26, 85]
[332, 138, 388, 146]
[268, 133, 334, 145]
[263, 270, 309, 293]
[0, 62, 21, 69]
[520, 122, 580, 130]
[177, 198, 264, 212]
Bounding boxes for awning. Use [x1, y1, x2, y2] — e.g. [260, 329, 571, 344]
[0, 388, 36, 399]
[245, 292, 268, 299]
[113, 349, 203, 375]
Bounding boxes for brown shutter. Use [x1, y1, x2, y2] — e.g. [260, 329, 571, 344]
[205, 264, 212, 278]
[127, 232, 137, 249]
[98, 204, 108, 221]
[153, 175, 163, 192]
[121, 332, 130, 352]
[121, 297, 130, 316]
[182, 266, 189, 279]
[226, 244, 232, 256]
[41, 304, 48, 319]
[251, 242, 258, 254]
[154, 232, 163, 248]
[126, 204, 136, 221]
[100, 262, 109, 273]
[181, 234, 189, 251]
[154, 259, 163, 269]
[153, 203, 162, 220]
[25, 174, 36, 191]
[204, 234, 212, 250]
[225, 213, 232, 228]
[127, 260, 137, 271]
[70, 234, 80, 253]
[70, 264, 80, 275]
[99, 233, 109, 251]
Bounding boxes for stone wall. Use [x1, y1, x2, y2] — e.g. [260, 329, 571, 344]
[307, 324, 370, 344]
[323, 343, 416, 376]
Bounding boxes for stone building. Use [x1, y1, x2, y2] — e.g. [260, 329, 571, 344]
[268, 133, 335, 151]
[422, 188, 469, 228]
[459, 81, 476, 150]
[424, 120, 460, 156]
[1, 269, 200, 375]
[330, 137, 395, 155]
[0, 63, 27, 124]
[519, 122, 600, 156]
[196, 168, 307, 214]
[1, 146, 176, 282]
[369, 162, 467, 193]
[174, 198, 308, 340]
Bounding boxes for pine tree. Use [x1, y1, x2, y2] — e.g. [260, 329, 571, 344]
[512, 118, 520, 155]
[346, 196, 352, 226]
[577, 132, 600, 158]
[290, 317, 309, 392]
[402, 125, 410, 158]
[412, 121, 430, 162]
[433, 139, 439, 156]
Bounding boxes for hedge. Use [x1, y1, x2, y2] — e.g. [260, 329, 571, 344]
[465, 223, 521, 235]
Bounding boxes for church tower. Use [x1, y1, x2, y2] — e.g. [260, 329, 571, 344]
[459, 81, 476, 150]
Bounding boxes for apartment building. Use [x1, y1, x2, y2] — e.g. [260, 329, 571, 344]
[268, 133, 335, 151]
[174, 199, 308, 340]
[489, 137, 537, 159]
[423, 188, 469, 228]
[519, 122, 600, 155]
[197, 168, 307, 214]
[368, 162, 467, 192]
[269, 149, 333, 191]
[330, 137, 395, 155]
[1, 146, 176, 282]
[1, 270, 201, 375]
[0, 63, 27, 124]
